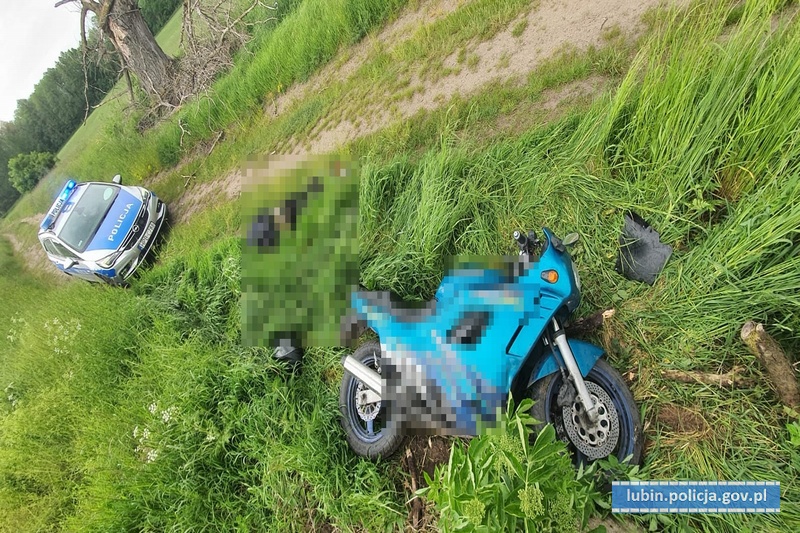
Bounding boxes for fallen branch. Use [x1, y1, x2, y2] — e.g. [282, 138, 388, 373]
[208, 130, 224, 155]
[178, 119, 191, 147]
[403, 446, 424, 530]
[565, 308, 615, 337]
[661, 366, 755, 388]
[741, 321, 799, 407]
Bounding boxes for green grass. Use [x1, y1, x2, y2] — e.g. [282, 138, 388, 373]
[3, 0, 800, 531]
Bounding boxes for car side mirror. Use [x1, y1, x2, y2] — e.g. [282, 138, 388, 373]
[64, 259, 77, 269]
[112, 174, 122, 184]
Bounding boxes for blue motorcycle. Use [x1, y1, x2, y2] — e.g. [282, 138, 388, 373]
[339, 228, 643, 464]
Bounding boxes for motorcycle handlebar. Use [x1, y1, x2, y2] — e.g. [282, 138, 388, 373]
[513, 229, 543, 256]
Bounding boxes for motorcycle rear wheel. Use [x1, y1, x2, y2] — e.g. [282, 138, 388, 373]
[339, 340, 403, 459]
[530, 358, 643, 465]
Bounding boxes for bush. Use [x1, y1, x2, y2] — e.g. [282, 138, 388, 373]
[417, 398, 604, 532]
[7, 152, 57, 193]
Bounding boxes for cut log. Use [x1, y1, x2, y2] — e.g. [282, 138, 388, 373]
[741, 321, 799, 407]
[661, 367, 755, 388]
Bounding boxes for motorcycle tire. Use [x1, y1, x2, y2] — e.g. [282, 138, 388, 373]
[339, 340, 403, 460]
[530, 358, 643, 465]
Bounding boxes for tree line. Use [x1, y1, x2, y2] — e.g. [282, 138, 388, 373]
[0, 0, 181, 217]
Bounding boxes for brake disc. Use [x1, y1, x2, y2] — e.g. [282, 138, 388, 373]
[355, 361, 381, 421]
[561, 381, 619, 459]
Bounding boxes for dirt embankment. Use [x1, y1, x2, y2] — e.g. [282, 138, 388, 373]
[292, 0, 672, 155]
[2, 228, 70, 284]
[171, 0, 681, 225]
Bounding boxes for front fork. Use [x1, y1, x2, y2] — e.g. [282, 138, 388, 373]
[550, 318, 599, 422]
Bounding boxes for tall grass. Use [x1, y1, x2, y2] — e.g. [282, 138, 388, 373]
[1, 212, 404, 531]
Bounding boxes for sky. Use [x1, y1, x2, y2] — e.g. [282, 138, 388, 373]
[0, 1, 84, 123]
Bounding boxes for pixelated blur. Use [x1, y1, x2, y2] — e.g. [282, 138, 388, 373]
[242, 155, 546, 436]
[241, 154, 359, 348]
[348, 255, 543, 436]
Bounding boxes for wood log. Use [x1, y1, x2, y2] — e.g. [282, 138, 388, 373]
[741, 321, 799, 407]
[661, 366, 755, 388]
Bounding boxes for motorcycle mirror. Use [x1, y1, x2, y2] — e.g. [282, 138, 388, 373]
[112, 174, 122, 184]
[563, 233, 580, 246]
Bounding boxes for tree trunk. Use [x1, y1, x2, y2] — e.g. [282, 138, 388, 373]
[106, 0, 176, 103]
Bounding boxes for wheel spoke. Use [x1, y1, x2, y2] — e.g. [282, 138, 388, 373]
[366, 418, 374, 436]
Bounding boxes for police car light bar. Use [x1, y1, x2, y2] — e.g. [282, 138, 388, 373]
[40, 179, 78, 230]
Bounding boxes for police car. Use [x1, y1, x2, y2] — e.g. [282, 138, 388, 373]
[38, 175, 167, 285]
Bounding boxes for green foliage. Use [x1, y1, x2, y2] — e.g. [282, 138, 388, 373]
[786, 407, 800, 448]
[138, 0, 182, 35]
[418, 398, 603, 532]
[344, 0, 407, 42]
[0, 40, 118, 216]
[7, 152, 57, 193]
[11, 46, 119, 155]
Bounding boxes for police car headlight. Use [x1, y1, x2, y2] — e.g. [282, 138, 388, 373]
[98, 251, 122, 269]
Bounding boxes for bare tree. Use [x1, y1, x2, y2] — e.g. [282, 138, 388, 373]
[57, 0, 279, 128]
[55, 0, 177, 105]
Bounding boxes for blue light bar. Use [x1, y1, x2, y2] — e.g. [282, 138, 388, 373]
[59, 179, 77, 201]
[40, 179, 78, 230]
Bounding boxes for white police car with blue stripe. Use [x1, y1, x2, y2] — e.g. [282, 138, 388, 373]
[38, 174, 167, 285]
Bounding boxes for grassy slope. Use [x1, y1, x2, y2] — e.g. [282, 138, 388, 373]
[2, 0, 800, 531]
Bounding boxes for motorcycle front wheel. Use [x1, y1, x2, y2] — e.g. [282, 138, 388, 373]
[339, 340, 403, 460]
[530, 358, 643, 465]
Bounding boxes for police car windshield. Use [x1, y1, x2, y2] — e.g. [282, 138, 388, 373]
[58, 184, 119, 252]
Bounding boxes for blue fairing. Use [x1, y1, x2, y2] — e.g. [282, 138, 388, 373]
[350, 228, 595, 436]
[85, 189, 142, 252]
[528, 339, 604, 385]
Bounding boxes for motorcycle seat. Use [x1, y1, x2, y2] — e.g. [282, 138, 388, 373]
[356, 291, 438, 323]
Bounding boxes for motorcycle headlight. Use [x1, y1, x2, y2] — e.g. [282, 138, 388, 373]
[571, 262, 581, 291]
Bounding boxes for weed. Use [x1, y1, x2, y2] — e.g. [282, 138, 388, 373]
[418, 397, 604, 531]
[512, 18, 528, 38]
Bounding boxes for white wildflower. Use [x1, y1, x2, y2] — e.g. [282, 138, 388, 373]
[161, 406, 178, 424]
[133, 426, 140, 439]
[146, 448, 159, 463]
[148, 402, 157, 415]
[142, 428, 151, 440]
